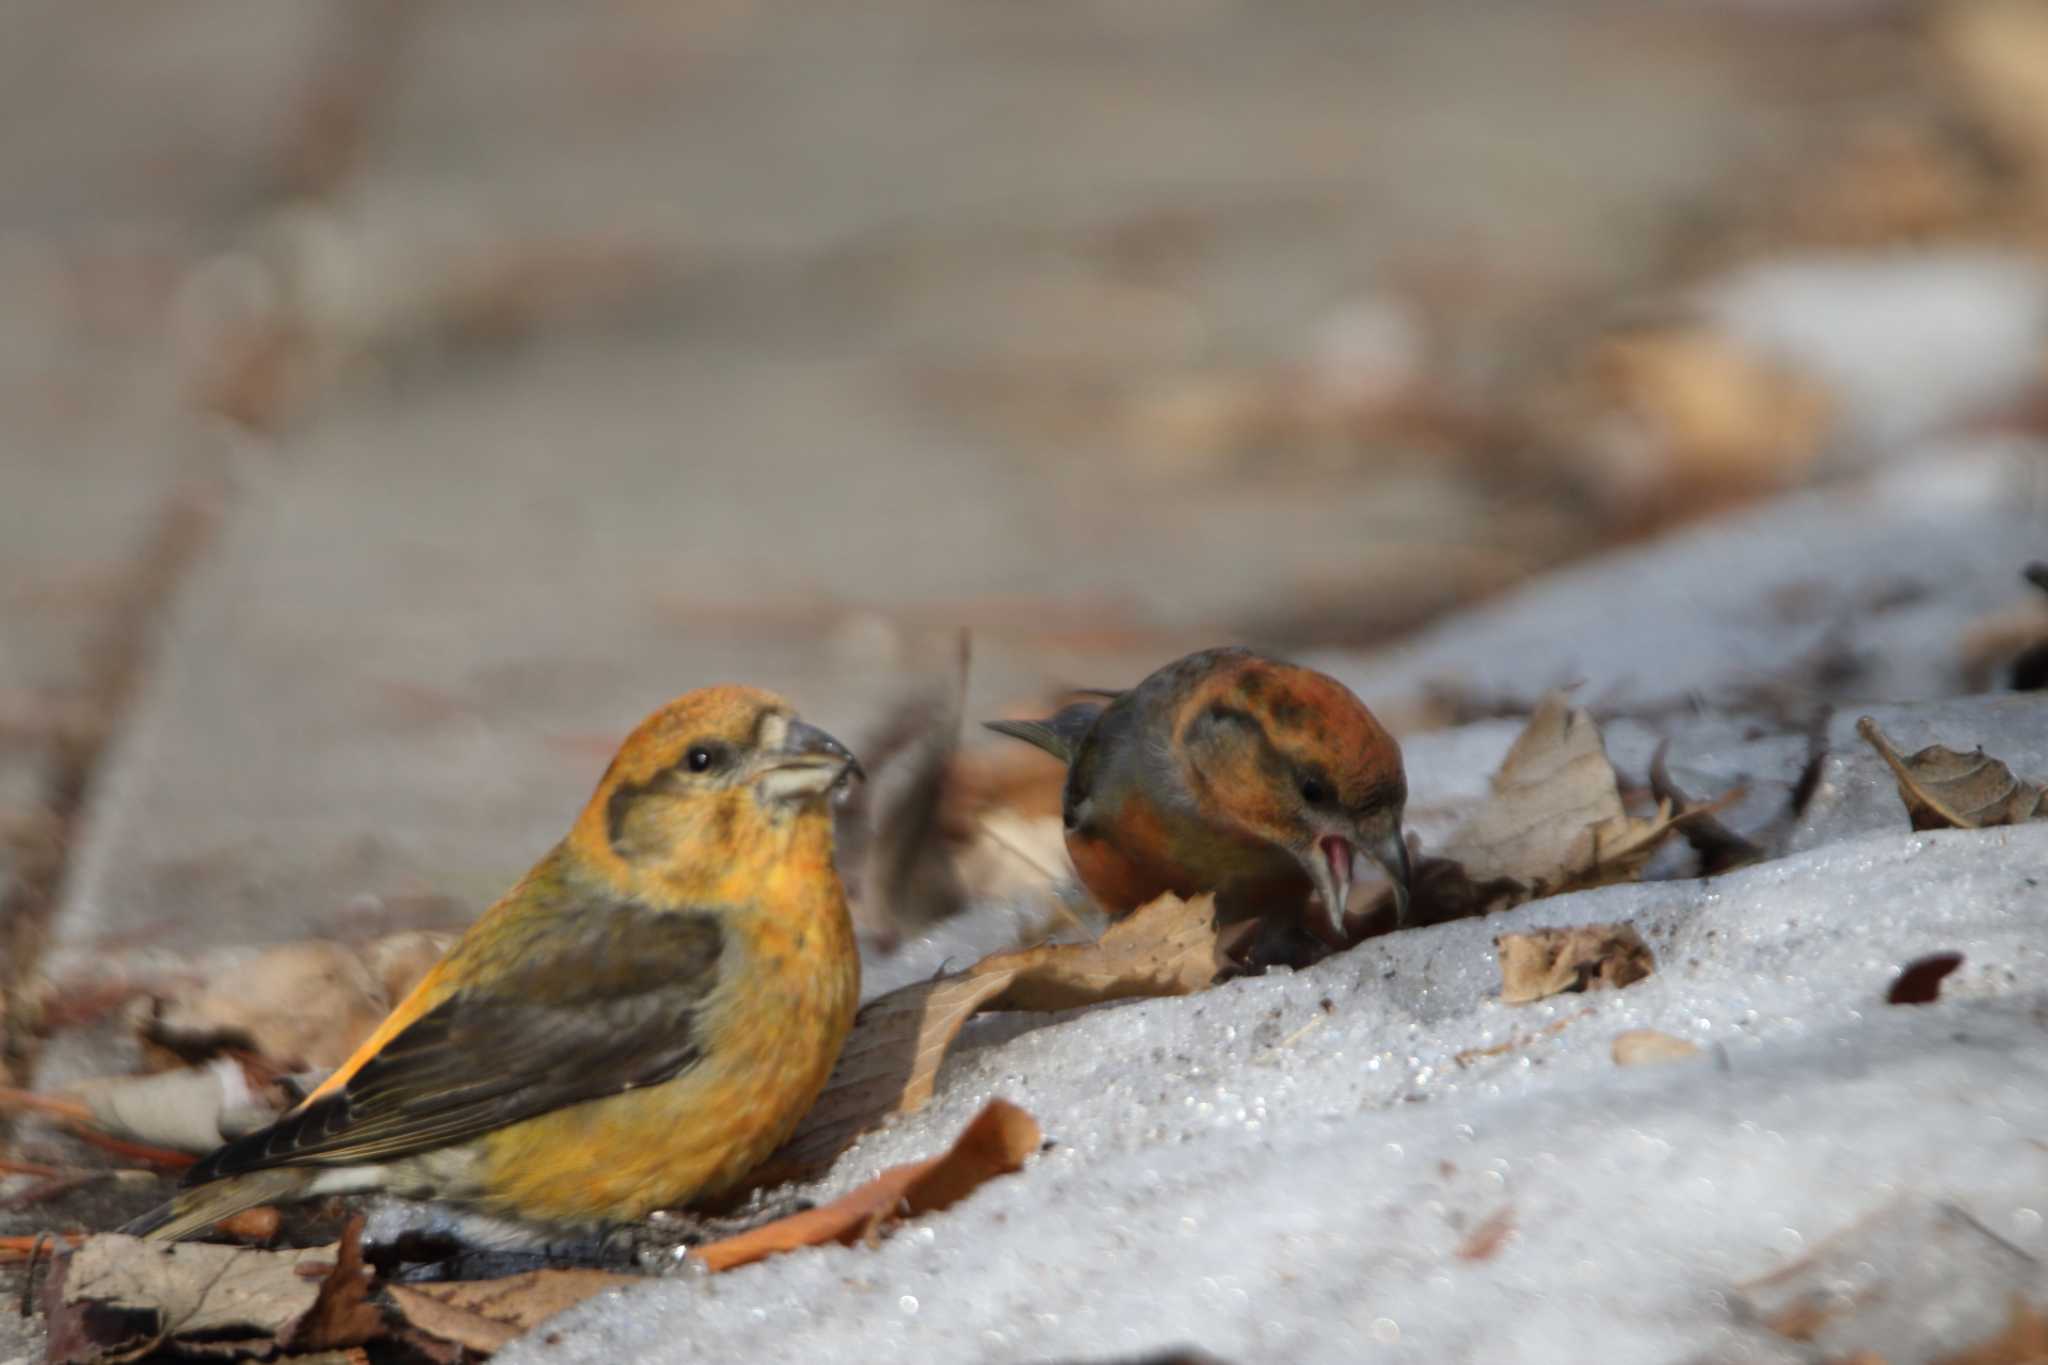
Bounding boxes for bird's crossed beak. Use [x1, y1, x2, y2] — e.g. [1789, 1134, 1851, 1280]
[754, 717, 864, 803]
[1304, 820, 1412, 945]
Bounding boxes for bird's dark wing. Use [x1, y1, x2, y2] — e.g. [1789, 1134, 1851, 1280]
[183, 899, 724, 1182]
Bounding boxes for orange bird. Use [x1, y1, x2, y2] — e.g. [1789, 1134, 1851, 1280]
[988, 647, 1409, 945]
[125, 686, 863, 1241]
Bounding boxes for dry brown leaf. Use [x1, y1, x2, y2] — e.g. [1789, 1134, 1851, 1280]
[971, 892, 1226, 1011]
[66, 1057, 280, 1155]
[387, 1268, 635, 1357]
[1934, 1296, 2048, 1365]
[750, 970, 1019, 1188]
[1602, 327, 1830, 489]
[1567, 323, 1831, 529]
[1610, 1028, 1702, 1066]
[747, 895, 1218, 1194]
[0, 1087, 196, 1170]
[44, 1234, 341, 1364]
[136, 931, 453, 1075]
[1496, 925, 1655, 1005]
[696, 1100, 1040, 1273]
[1856, 717, 2045, 829]
[1438, 693, 1681, 905]
[286, 1215, 383, 1352]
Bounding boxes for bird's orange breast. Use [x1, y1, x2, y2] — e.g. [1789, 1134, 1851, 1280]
[1068, 779, 1306, 918]
[1065, 788, 1205, 915]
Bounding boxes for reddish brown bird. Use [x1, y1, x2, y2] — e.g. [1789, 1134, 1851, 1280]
[988, 647, 1409, 944]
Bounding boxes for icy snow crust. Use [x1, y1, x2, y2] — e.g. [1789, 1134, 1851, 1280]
[516, 828, 2048, 1365]
[1315, 445, 2045, 714]
[513, 448, 2048, 1364]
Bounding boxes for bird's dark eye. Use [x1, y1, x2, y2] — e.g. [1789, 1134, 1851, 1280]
[1300, 776, 1332, 806]
[686, 745, 716, 773]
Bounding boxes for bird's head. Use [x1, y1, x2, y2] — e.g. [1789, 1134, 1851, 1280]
[1175, 655, 1409, 940]
[577, 685, 862, 885]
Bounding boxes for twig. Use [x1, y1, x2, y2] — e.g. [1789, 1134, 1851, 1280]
[19, 1232, 52, 1316]
[0, 1231, 82, 1265]
[0, 1088, 91, 1124]
[62, 1129, 195, 1171]
[0, 1088, 196, 1170]
[1452, 1009, 1592, 1068]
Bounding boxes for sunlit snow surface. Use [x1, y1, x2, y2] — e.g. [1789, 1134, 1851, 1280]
[514, 448, 2048, 1364]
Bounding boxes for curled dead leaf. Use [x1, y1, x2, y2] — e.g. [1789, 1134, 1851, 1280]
[0, 1087, 196, 1171]
[1496, 924, 1655, 1005]
[1856, 717, 2045, 830]
[751, 970, 1019, 1188]
[285, 1215, 382, 1353]
[753, 894, 1219, 1192]
[972, 892, 1226, 1011]
[696, 1100, 1041, 1273]
[135, 930, 455, 1076]
[66, 1056, 279, 1155]
[387, 1268, 635, 1357]
[1436, 693, 1683, 912]
[44, 1234, 344, 1364]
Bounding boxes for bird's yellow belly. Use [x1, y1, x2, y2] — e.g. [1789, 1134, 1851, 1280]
[473, 933, 858, 1226]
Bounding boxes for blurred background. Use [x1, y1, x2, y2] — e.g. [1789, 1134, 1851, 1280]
[6, 0, 2048, 996]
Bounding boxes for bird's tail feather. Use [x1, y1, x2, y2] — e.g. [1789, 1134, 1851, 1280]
[984, 700, 1106, 763]
[121, 1168, 313, 1242]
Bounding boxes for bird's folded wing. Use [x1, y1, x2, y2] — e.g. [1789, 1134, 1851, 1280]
[182, 902, 725, 1182]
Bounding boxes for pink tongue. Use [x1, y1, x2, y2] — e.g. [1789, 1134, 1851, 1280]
[1321, 835, 1353, 884]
